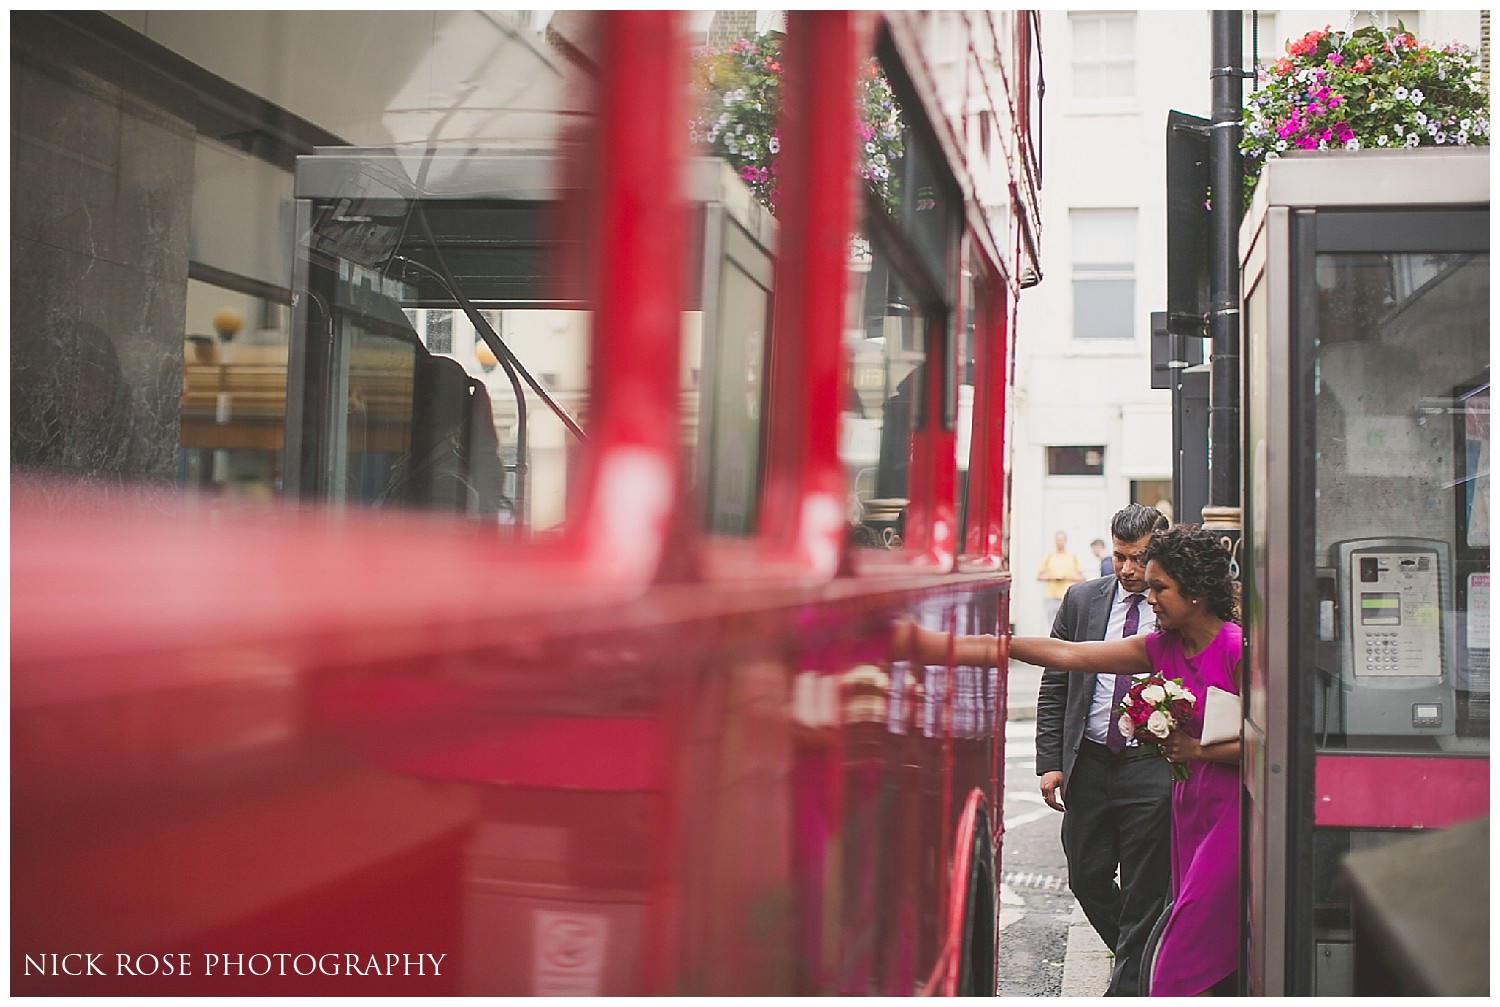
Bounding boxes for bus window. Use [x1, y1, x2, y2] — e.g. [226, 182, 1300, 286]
[696, 207, 774, 537]
[841, 47, 959, 554]
[286, 156, 593, 534]
[843, 233, 927, 549]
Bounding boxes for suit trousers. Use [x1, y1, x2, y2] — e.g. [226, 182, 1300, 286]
[1061, 744, 1172, 996]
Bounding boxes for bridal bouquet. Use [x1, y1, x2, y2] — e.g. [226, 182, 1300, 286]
[1117, 672, 1197, 782]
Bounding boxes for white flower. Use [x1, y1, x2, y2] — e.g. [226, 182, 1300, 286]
[768, 136, 780, 154]
[1377, 134, 1389, 146]
[1394, 85, 1409, 101]
[1455, 131, 1470, 145]
[1405, 133, 1421, 148]
[1162, 679, 1185, 700]
[1414, 110, 1428, 126]
[1117, 713, 1137, 740]
[1394, 122, 1405, 135]
[1435, 131, 1448, 144]
[1346, 138, 1361, 150]
[1141, 683, 1167, 705]
[1411, 88, 1425, 104]
[1146, 709, 1173, 739]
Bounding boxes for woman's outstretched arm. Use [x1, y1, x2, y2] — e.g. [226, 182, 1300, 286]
[1010, 634, 1153, 676]
[892, 620, 1153, 676]
[891, 620, 998, 666]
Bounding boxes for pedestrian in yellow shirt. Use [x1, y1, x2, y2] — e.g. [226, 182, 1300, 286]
[1037, 530, 1084, 626]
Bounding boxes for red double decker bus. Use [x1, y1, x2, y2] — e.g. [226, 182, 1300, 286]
[11, 11, 1044, 995]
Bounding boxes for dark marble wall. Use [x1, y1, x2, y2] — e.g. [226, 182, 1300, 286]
[11, 56, 195, 483]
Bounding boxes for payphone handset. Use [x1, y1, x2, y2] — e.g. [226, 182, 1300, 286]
[1326, 538, 1454, 736]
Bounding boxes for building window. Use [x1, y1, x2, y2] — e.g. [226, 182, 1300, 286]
[1048, 445, 1105, 476]
[1071, 208, 1136, 340]
[1132, 478, 1175, 523]
[1071, 12, 1135, 101]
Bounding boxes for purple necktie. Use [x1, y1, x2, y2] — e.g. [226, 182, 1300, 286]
[1105, 593, 1144, 752]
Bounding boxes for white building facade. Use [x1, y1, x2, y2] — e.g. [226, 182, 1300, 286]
[1009, 9, 1484, 638]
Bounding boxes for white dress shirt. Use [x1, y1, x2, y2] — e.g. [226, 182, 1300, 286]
[1083, 585, 1157, 744]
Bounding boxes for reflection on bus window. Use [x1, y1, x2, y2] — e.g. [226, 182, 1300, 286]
[178, 280, 290, 501]
[288, 157, 597, 535]
[842, 234, 927, 549]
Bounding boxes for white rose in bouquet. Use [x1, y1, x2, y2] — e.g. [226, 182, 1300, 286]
[1146, 709, 1173, 739]
[1117, 712, 1137, 740]
[1141, 683, 1167, 705]
[1165, 679, 1197, 702]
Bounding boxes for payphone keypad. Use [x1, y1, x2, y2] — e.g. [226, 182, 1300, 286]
[1347, 549, 1442, 680]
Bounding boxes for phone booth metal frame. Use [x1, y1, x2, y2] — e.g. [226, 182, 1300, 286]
[1239, 147, 1489, 996]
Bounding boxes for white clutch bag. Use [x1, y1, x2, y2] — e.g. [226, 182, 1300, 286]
[1200, 686, 1240, 745]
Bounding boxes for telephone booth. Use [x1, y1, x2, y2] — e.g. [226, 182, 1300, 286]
[1239, 147, 1489, 995]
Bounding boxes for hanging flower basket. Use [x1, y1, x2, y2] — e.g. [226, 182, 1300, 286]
[1241, 23, 1490, 205]
[689, 34, 905, 216]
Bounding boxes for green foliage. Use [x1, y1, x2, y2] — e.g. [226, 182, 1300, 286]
[1241, 23, 1490, 205]
[689, 34, 905, 216]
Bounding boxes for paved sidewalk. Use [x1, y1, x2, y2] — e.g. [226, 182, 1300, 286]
[1060, 900, 1114, 997]
[1005, 663, 1117, 997]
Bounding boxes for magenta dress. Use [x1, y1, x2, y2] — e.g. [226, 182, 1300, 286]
[1144, 621, 1242, 996]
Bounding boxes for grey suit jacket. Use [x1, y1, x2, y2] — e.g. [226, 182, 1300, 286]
[1034, 574, 1121, 791]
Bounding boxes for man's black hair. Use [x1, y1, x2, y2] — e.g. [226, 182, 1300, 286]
[1110, 502, 1169, 542]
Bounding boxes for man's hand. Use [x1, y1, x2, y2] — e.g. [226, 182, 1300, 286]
[1039, 770, 1065, 812]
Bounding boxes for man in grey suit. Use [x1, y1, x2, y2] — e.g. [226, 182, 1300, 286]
[1035, 503, 1171, 996]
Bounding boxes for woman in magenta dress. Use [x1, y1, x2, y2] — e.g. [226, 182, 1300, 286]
[897, 525, 1241, 995]
[1138, 529, 1241, 996]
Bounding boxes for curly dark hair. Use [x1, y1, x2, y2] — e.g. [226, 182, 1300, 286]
[1143, 524, 1240, 624]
